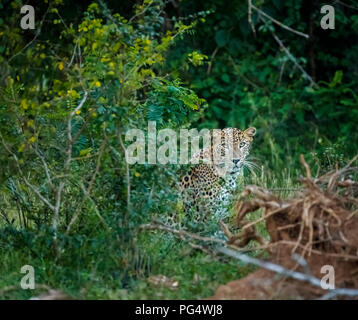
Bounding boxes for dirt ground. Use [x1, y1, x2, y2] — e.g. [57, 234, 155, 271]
[210, 156, 358, 300]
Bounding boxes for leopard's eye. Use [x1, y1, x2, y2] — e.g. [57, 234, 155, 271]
[239, 142, 246, 148]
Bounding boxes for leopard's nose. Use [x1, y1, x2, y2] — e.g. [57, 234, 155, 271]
[233, 159, 240, 165]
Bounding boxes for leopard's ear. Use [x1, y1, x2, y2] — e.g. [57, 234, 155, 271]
[244, 127, 256, 137]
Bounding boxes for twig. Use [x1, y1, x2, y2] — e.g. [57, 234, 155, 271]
[34, 147, 54, 188]
[0, 134, 55, 211]
[334, 0, 358, 11]
[140, 221, 226, 245]
[118, 131, 131, 212]
[241, 204, 289, 231]
[98, 0, 123, 34]
[67, 41, 78, 68]
[51, 91, 88, 243]
[228, 56, 266, 91]
[292, 253, 311, 276]
[87, 139, 106, 194]
[267, 188, 303, 192]
[267, 26, 316, 87]
[219, 221, 233, 238]
[188, 242, 214, 256]
[52, 90, 88, 249]
[248, 0, 256, 38]
[79, 182, 110, 230]
[68, 91, 88, 124]
[66, 139, 108, 235]
[8, 5, 50, 62]
[347, 209, 358, 220]
[0, 208, 12, 225]
[251, 2, 309, 38]
[300, 154, 312, 179]
[278, 59, 287, 84]
[327, 154, 358, 192]
[206, 46, 219, 75]
[128, 1, 154, 23]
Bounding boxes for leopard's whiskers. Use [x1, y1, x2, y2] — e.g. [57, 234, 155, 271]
[243, 159, 261, 172]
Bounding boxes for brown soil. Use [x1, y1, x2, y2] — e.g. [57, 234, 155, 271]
[210, 155, 358, 300]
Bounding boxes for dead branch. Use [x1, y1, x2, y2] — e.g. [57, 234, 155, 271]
[216, 246, 358, 298]
[300, 154, 312, 179]
[250, 2, 309, 38]
[254, 11, 315, 87]
[269, 28, 316, 87]
[218, 155, 358, 299]
[140, 221, 226, 245]
[248, 0, 256, 38]
[140, 219, 358, 298]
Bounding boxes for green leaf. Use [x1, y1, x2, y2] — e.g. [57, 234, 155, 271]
[215, 30, 229, 47]
[221, 74, 230, 83]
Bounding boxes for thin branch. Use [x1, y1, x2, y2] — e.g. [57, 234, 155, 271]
[54, 91, 87, 236]
[263, 19, 317, 87]
[53, 181, 65, 243]
[300, 154, 312, 179]
[327, 154, 358, 192]
[8, 5, 50, 62]
[206, 46, 219, 75]
[79, 182, 110, 230]
[278, 59, 286, 85]
[68, 92, 88, 128]
[67, 41, 78, 68]
[128, 1, 154, 23]
[66, 136, 107, 235]
[272, 32, 316, 86]
[34, 147, 54, 188]
[65, 91, 88, 173]
[228, 56, 266, 92]
[240, 204, 289, 232]
[0, 208, 12, 225]
[87, 139, 106, 194]
[248, 0, 256, 38]
[0, 134, 55, 211]
[334, 0, 358, 11]
[118, 131, 131, 211]
[251, 2, 309, 38]
[140, 221, 226, 245]
[99, 0, 121, 26]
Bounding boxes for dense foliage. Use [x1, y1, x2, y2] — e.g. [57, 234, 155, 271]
[0, 0, 357, 299]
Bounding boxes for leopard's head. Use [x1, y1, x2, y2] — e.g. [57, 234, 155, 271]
[212, 127, 256, 177]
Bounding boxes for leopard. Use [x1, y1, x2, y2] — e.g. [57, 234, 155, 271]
[180, 127, 256, 223]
